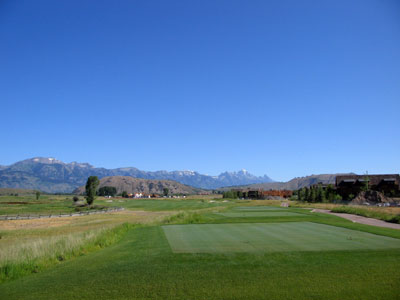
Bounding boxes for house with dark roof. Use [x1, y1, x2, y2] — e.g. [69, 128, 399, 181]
[335, 174, 400, 198]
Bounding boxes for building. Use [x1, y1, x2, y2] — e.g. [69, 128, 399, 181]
[335, 174, 400, 198]
[234, 189, 293, 199]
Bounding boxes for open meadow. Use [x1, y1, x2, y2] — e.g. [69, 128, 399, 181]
[1, 195, 400, 299]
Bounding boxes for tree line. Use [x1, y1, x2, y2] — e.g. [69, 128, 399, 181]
[222, 190, 242, 199]
[296, 184, 342, 203]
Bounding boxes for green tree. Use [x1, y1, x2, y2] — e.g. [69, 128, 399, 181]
[98, 186, 117, 197]
[316, 186, 326, 202]
[304, 188, 310, 202]
[121, 191, 128, 198]
[326, 184, 335, 202]
[361, 173, 370, 192]
[85, 176, 100, 205]
[310, 187, 317, 202]
[334, 194, 343, 201]
[223, 191, 232, 199]
[163, 188, 169, 197]
[35, 191, 41, 200]
[297, 188, 304, 201]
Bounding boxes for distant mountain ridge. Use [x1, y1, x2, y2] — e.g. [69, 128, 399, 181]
[0, 157, 274, 193]
[219, 173, 354, 191]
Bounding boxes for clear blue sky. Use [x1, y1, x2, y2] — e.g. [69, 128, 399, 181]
[1, 0, 399, 181]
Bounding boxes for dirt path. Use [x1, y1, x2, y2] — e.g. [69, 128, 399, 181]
[311, 209, 400, 230]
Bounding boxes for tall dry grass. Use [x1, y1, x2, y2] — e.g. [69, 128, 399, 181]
[0, 223, 132, 282]
[330, 206, 400, 223]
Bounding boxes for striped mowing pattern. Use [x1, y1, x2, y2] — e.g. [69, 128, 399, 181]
[162, 222, 400, 253]
[215, 212, 304, 217]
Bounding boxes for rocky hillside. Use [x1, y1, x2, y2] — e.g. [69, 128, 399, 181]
[73, 176, 202, 195]
[0, 157, 274, 193]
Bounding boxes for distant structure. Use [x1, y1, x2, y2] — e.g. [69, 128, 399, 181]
[335, 174, 400, 198]
[233, 189, 293, 199]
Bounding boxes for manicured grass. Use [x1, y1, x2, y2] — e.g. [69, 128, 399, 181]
[97, 198, 231, 211]
[215, 211, 305, 217]
[234, 206, 285, 211]
[162, 222, 400, 253]
[1, 226, 399, 300]
[2, 199, 400, 299]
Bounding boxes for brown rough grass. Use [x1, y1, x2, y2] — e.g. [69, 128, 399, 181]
[0, 210, 173, 231]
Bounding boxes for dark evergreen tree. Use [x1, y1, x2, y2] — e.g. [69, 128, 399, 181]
[297, 189, 303, 201]
[98, 186, 117, 197]
[310, 187, 317, 202]
[163, 188, 169, 197]
[326, 184, 335, 202]
[304, 188, 310, 202]
[85, 176, 99, 205]
[316, 187, 323, 202]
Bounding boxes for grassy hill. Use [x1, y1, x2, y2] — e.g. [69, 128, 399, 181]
[73, 176, 204, 195]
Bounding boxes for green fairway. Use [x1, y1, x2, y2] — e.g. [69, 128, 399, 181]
[1, 225, 400, 300]
[162, 222, 400, 253]
[234, 206, 285, 211]
[2, 199, 400, 300]
[215, 211, 304, 218]
[108, 198, 229, 211]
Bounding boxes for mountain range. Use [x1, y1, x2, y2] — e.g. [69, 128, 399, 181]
[218, 173, 353, 191]
[0, 157, 274, 193]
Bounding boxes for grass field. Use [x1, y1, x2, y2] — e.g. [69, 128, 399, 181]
[1, 198, 400, 299]
[215, 211, 305, 217]
[234, 206, 286, 211]
[163, 222, 400, 253]
[1, 226, 400, 300]
[0, 195, 230, 215]
[0, 195, 79, 215]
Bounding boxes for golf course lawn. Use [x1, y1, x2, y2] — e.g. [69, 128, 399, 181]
[1, 225, 400, 300]
[162, 222, 400, 253]
[1, 204, 400, 300]
[215, 211, 305, 218]
[234, 206, 287, 211]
